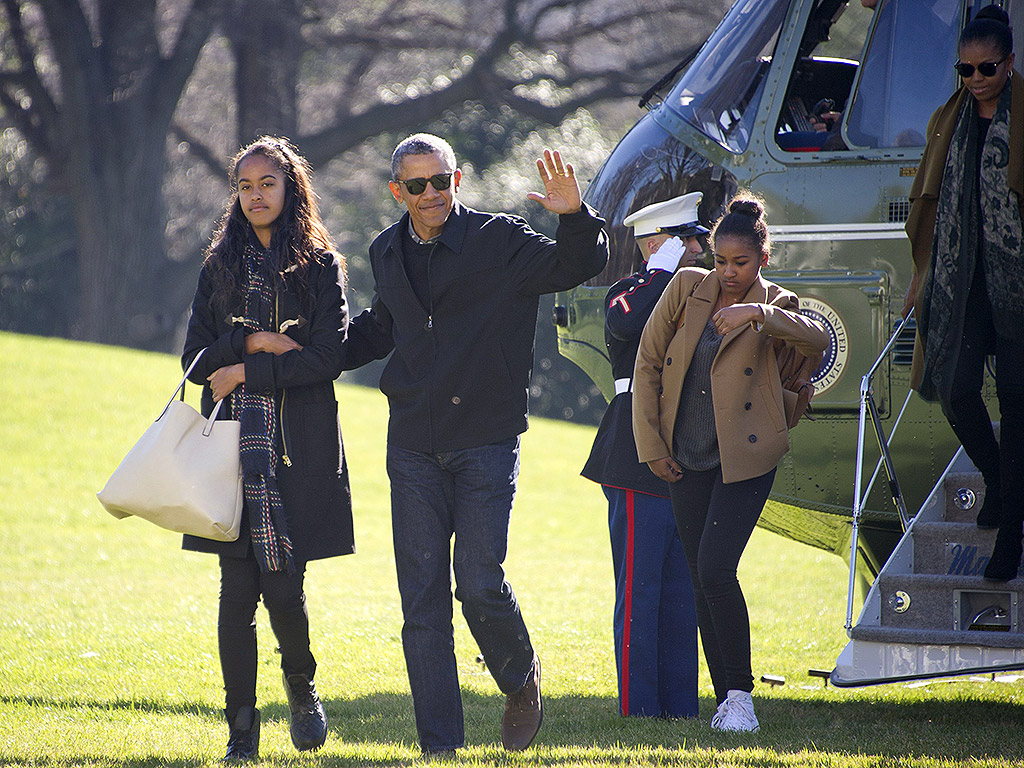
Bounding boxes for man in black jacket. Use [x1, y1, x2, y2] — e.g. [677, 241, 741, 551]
[344, 133, 608, 755]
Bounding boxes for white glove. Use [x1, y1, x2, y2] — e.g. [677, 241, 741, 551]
[646, 236, 686, 272]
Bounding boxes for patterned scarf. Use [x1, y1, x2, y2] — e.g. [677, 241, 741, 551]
[232, 242, 295, 573]
[919, 79, 1024, 403]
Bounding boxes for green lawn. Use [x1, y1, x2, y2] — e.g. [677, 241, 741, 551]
[1, 331, 1022, 767]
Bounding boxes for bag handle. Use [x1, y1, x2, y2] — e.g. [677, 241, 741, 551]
[159, 348, 227, 436]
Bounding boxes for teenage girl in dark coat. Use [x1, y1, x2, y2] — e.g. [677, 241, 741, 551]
[181, 136, 353, 760]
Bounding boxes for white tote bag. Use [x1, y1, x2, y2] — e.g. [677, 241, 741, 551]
[97, 349, 243, 541]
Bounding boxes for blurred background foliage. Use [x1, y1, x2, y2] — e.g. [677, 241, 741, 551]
[0, 0, 728, 423]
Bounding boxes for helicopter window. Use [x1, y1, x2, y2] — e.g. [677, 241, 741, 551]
[845, 0, 959, 148]
[775, 0, 876, 152]
[668, 0, 789, 153]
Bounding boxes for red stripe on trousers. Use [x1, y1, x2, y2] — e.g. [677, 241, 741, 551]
[622, 489, 635, 716]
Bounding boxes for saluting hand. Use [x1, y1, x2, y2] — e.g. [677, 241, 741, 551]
[527, 149, 582, 214]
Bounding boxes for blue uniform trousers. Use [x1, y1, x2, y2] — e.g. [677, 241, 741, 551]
[605, 486, 699, 717]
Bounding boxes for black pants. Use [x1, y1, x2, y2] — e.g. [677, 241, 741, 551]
[941, 267, 1024, 531]
[218, 552, 315, 721]
[668, 466, 775, 704]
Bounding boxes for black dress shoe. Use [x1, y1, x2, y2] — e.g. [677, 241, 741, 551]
[983, 528, 1023, 581]
[283, 672, 328, 751]
[224, 706, 260, 761]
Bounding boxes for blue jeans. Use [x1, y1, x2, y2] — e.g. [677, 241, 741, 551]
[387, 437, 534, 751]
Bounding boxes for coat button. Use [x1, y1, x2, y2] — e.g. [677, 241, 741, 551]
[748, 434, 757, 443]
[745, 402, 752, 410]
[666, 357, 672, 365]
[744, 367, 753, 376]
[451, 396, 461, 405]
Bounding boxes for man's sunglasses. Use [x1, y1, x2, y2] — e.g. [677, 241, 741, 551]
[394, 173, 454, 195]
[954, 56, 1008, 78]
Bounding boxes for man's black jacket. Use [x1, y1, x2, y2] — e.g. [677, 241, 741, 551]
[344, 200, 608, 452]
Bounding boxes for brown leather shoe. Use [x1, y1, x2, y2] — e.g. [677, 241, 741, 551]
[501, 655, 542, 751]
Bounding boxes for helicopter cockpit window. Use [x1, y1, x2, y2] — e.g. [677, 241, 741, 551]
[845, 0, 959, 148]
[776, 0, 959, 152]
[775, 0, 876, 152]
[668, 0, 789, 153]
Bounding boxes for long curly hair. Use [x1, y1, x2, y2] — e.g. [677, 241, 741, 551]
[203, 136, 340, 315]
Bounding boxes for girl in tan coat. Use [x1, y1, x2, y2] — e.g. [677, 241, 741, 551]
[632, 195, 827, 731]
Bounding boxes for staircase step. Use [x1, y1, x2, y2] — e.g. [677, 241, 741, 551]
[850, 623, 1024, 649]
[875, 572, 1024, 633]
[942, 472, 991, 524]
[911, 522, 997, 575]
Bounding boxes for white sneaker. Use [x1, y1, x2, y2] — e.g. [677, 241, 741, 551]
[711, 690, 759, 732]
[710, 698, 730, 728]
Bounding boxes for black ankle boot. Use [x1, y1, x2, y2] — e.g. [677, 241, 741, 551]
[984, 526, 1023, 581]
[976, 483, 1002, 529]
[224, 706, 260, 761]
[283, 672, 328, 751]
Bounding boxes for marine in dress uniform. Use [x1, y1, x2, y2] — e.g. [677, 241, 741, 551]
[582, 192, 708, 718]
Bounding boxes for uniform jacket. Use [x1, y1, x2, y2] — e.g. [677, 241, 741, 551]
[582, 267, 674, 497]
[906, 70, 1024, 389]
[343, 200, 608, 453]
[180, 249, 354, 564]
[632, 268, 828, 484]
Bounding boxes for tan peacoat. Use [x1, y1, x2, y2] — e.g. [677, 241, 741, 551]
[632, 267, 828, 484]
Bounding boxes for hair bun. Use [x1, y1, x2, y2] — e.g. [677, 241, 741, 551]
[728, 197, 765, 220]
[975, 5, 1009, 26]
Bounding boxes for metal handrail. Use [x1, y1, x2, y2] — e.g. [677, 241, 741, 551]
[845, 309, 916, 632]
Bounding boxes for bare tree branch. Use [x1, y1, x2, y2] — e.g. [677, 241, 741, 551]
[151, 0, 223, 130]
[171, 122, 227, 179]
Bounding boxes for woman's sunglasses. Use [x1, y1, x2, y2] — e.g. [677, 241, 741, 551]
[394, 173, 454, 195]
[954, 56, 1008, 78]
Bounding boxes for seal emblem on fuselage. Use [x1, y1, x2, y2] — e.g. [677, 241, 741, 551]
[798, 297, 848, 396]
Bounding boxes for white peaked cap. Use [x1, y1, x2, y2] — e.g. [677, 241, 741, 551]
[623, 191, 709, 238]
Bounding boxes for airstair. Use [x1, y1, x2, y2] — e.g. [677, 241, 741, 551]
[830, 315, 1024, 686]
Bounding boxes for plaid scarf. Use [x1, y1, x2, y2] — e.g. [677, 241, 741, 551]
[232, 242, 295, 573]
[919, 79, 1024, 403]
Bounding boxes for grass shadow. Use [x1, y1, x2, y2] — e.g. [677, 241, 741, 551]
[6, 688, 1023, 765]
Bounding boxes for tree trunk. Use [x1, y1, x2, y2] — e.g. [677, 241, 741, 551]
[69, 144, 170, 346]
[228, 0, 303, 142]
[1, 0, 220, 349]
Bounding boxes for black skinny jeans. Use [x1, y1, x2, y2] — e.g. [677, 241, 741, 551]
[668, 467, 775, 704]
[940, 265, 1024, 529]
[218, 552, 315, 721]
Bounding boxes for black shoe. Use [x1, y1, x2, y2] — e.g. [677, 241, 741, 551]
[984, 527, 1023, 581]
[976, 485, 1002, 529]
[224, 706, 260, 761]
[501, 656, 542, 751]
[283, 672, 328, 751]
